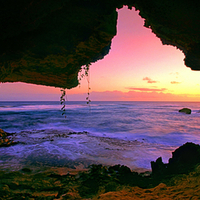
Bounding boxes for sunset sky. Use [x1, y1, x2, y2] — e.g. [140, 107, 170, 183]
[0, 6, 200, 101]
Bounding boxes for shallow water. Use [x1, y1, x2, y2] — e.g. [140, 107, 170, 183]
[0, 101, 200, 171]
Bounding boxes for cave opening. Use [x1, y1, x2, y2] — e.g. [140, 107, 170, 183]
[69, 6, 200, 102]
[1, 2, 200, 199]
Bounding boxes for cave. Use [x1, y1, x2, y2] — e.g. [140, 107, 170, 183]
[1, 1, 200, 199]
[1, 0, 200, 89]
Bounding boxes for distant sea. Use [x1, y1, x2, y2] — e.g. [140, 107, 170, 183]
[0, 101, 200, 172]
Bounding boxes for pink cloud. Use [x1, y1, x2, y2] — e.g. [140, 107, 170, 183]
[143, 77, 158, 83]
[171, 81, 181, 84]
[126, 87, 167, 92]
[67, 90, 200, 102]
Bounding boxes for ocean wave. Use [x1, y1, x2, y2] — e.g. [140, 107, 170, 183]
[1, 101, 200, 171]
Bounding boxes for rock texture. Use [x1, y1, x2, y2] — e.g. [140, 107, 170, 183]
[0, 129, 18, 147]
[151, 142, 200, 177]
[1, 0, 200, 88]
[179, 108, 191, 114]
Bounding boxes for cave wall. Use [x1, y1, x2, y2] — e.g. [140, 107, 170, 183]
[0, 0, 200, 89]
[133, 0, 200, 70]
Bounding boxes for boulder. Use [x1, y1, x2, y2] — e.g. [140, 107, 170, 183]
[167, 142, 200, 174]
[151, 142, 200, 177]
[0, 129, 7, 138]
[0, 129, 18, 147]
[179, 108, 191, 114]
[151, 157, 167, 177]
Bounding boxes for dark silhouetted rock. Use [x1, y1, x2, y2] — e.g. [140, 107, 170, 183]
[167, 142, 200, 174]
[151, 157, 167, 177]
[151, 142, 200, 177]
[179, 108, 191, 114]
[0, 129, 7, 138]
[0, 129, 18, 147]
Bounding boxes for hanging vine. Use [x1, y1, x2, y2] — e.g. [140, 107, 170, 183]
[59, 64, 91, 117]
[60, 88, 67, 118]
[78, 64, 91, 107]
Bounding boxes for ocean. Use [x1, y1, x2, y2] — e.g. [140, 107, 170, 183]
[0, 101, 200, 172]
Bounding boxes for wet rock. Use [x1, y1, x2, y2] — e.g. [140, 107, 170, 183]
[0, 129, 7, 138]
[179, 108, 191, 114]
[68, 131, 88, 135]
[0, 129, 18, 147]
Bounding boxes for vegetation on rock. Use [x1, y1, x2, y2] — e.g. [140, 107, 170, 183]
[1, 163, 200, 199]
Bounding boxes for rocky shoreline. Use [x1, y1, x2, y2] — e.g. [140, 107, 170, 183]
[1, 128, 200, 174]
[0, 143, 200, 199]
[0, 128, 171, 172]
[0, 129, 19, 147]
[1, 128, 200, 199]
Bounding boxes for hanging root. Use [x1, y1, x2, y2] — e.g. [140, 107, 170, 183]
[78, 64, 92, 107]
[60, 88, 66, 117]
[85, 64, 91, 106]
